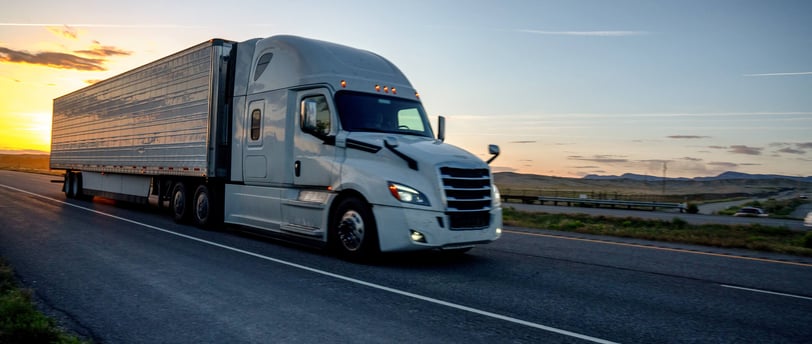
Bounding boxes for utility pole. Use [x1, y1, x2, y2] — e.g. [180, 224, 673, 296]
[662, 161, 667, 195]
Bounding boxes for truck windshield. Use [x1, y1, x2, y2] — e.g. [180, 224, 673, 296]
[335, 91, 434, 138]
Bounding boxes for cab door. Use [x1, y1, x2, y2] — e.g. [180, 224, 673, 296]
[293, 89, 338, 187]
[243, 99, 268, 183]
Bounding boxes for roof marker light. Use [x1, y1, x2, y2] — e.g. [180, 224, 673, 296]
[384, 86, 389, 93]
[375, 85, 381, 92]
[340, 80, 347, 88]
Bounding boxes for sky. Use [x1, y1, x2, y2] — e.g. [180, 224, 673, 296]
[1, 0, 810, 178]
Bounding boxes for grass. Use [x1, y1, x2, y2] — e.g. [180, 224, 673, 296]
[503, 207, 812, 257]
[0, 258, 88, 344]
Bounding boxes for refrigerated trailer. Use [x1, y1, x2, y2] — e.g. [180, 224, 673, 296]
[51, 35, 502, 258]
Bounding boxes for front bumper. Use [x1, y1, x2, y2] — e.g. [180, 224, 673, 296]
[372, 204, 502, 252]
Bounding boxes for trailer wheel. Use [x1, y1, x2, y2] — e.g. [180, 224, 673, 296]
[192, 184, 216, 229]
[66, 172, 81, 199]
[63, 172, 75, 198]
[73, 173, 91, 201]
[330, 197, 379, 261]
[171, 182, 191, 223]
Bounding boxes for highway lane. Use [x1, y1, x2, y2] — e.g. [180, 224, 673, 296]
[1, 170, 811, 343]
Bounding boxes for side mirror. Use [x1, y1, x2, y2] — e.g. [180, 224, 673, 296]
[486, 144, 500, 164]
[437, 116, 445, 142]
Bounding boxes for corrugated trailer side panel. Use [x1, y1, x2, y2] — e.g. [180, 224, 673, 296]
[50, 40, 233, 177]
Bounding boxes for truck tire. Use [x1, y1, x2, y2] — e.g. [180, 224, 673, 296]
[192, 184, 218, 229]
[171, 182, 191, 223]
[64, 172, 75, 198]
[330, 197, 379, 261]
[73, 173, 92, 201]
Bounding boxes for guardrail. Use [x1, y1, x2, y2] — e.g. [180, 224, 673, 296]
[503, 194, 687, 212]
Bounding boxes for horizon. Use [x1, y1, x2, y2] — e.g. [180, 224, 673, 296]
[2, 1, 810, 178]
[3, 151, 808, 180]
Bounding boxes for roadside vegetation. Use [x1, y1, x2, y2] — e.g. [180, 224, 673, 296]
[717, 197, 809, 218]
[0, 258, 87, 344]
[503, 207, 812, 257]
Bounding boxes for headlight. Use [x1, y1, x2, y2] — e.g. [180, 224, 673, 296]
[388, 182, 430, 206]
[492, 184, 501, 207]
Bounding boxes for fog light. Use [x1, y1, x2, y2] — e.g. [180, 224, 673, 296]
[410, 230, 426, 243]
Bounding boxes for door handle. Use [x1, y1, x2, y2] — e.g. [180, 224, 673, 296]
[294, 160, 301, 177]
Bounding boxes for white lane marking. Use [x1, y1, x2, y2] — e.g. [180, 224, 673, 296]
[720, 285, 812, 301]
[1, 183, 617, 344]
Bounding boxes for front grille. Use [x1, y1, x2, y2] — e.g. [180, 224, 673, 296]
[440, 167, 492, 230]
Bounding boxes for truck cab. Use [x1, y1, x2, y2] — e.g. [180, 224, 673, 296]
[225, 36, 502, 258]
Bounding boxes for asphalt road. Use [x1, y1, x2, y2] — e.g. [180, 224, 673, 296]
[1, 170, 811, 343]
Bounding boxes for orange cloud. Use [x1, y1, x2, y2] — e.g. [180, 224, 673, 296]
[0, 40, 131, 71]
[47, 25, 79, 40]
[74, 41, 132, 57]
[0, 46, 105, 70]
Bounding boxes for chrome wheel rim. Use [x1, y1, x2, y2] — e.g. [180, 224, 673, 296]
[337, 210, 364, 251]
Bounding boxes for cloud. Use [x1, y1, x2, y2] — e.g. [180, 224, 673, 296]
[74, 41, 132, 57]
[574, 165, 600, 169]
[47, 25, 79, 40]
[777, 147, 805, 155]
[708, 161, 739, 169]
[797, 142, 812, 149]
[568, 155, 629, 164]
[516, 29, 649, 37]
[0, 41, 131, 71]
[728, 145, 763, 155]
[491, 166, 518, 173]
[743, 72, 812, 77]
[708, 145, 726, 149]
[0, 47, 105, 71]
[510, 140, 537, 144]
[667, 135, 710, 139]
[0, 22, 203, 29]
[682, 157, 703, 161]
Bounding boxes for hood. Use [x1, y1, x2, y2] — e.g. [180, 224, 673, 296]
[345, 132, 488, 170]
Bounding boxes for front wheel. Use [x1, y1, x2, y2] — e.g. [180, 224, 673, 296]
[330, 197, 379, 261]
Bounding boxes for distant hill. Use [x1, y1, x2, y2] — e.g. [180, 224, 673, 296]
[0, 153, 51, 173]
[495, 171, 812, 197]
[583, 171, 812, 183]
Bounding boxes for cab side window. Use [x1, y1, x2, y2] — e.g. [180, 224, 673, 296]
[254, 53, 273, 81]
[300, 95, 331, 138]
[250, 109, 262, 141]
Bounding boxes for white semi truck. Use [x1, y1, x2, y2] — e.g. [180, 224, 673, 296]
[51, 35, 502, 259]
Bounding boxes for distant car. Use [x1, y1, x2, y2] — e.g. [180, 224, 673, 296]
[805, 212, 812, 227]
[734, 207, 768, 217]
